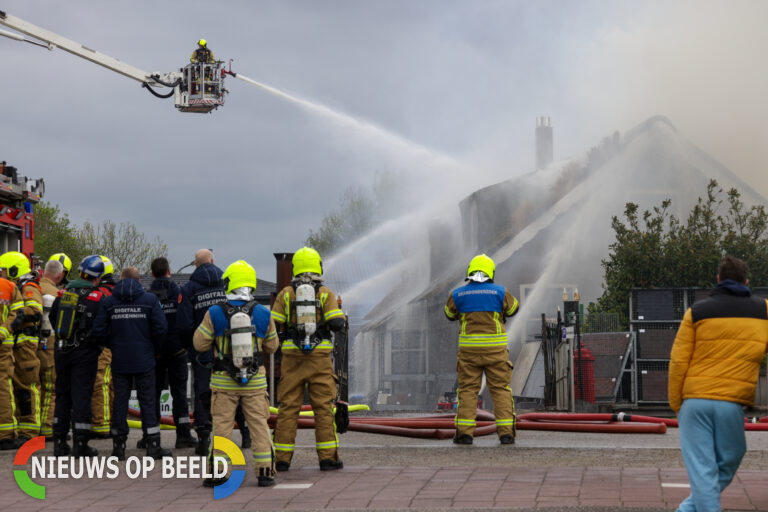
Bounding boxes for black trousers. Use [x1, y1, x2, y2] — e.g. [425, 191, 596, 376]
[154, 352, 191, 436]
[189, 352, 211, 433]
[53, 345, 98, 435]
[112, 369, 158, 437]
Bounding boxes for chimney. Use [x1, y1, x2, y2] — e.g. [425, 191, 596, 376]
[535, 116, 553, 170]
[273, 252, 294, 298]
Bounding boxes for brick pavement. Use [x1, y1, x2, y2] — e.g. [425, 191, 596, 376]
[2, 462, 768, 511]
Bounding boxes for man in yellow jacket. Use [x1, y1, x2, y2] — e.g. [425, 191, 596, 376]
[669, 255, 768, 512]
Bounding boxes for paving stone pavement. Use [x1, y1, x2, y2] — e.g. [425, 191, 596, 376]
[1, 427, 768, 511]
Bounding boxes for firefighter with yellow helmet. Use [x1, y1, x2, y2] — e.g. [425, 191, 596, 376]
[193, 260, 278, 487]
[90, 255, 115, 439]
[37, 253, 71, 439]
[444, 254, 519, 445]
[190, 39, 215, 64]
[0, 251, 44, 446]
[0, 258, 24, 449]
[271, 247, 346, 471]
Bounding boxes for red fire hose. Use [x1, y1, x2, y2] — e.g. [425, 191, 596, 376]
[519, 412, 678, 427]
[134, 407, 768, 437]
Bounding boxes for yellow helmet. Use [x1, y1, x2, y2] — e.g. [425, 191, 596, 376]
[48, 253, 72, 278]
[99, 255, 114, 277]
[467, 253, 495, 280]
[292, 247, 322, 276]
[198, 39, 207, 47]
[0, 251, 31, 280]
[223, 260, 257, 294]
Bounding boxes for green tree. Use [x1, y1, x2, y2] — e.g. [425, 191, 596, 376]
[33, 201, 88, 266]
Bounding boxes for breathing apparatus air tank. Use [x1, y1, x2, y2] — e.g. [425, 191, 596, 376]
[41, 294, 55, 349]
[295, 283, 317, 353]
[229, 310, 254, 384]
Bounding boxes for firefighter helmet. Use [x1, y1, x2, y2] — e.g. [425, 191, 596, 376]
[99, 255, 114, 277]
[198, 39, 207, 47]
[467, 254, 495, 280]
[292, 247, 322, 276]
[0, 251, 30, 280]
[223, 260, 257, 293]
[48, 253, 72, 278]
[78, 255, 105, 279]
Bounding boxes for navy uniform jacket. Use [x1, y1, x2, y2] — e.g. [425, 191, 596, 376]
[93, 278, 167, 374]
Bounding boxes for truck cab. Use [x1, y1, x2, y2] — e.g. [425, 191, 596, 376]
[0, 161, 44, 260]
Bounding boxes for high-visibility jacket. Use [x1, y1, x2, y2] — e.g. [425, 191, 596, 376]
[270, 284, 345, 358]
[0, 278, 20, 343]
[444, 281, 519, 349]
[193, 300, 278, 391]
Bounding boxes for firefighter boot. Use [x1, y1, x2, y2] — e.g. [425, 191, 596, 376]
[453, 434, 473, 445]
[111, 436, 126, 461]
[258, 466, 275, 487]
[499, 435, 515, 445]
[195, 429, 210, 456]
[275, 461, 290, 472]
[0, 438, 15, 450]
[53, 433, 71, 457]
[14, 435, 31, 449]
[175, 424, 198, 449]
[175, 434, 199, 449]
[72, 433, 98, 458]
[136, 435, 148, 449]
[146, 434, 172, 459]
[319, 459, 344, 471]
[203, 475, 228, 488]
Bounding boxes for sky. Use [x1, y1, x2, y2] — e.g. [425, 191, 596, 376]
[1, 1, 766, 282]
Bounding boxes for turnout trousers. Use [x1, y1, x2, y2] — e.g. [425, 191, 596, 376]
[37, 343, 55, 438]
[0, 343, 15, 441]
[677, 398, 746, 512]
[91, 348, 113, 436]
[455, 347, 516, 439]
[273, 355, 339, 465]
[111, 369, 159, 438]
[211, 386, 274, 476]
[13, 338, 41, 438]
[53, 345, 99, 436]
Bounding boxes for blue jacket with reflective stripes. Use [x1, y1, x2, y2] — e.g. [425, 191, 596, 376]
[452, 282, 506, 314]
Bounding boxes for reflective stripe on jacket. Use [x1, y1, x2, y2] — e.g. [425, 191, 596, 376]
[445, 281, 519, 348]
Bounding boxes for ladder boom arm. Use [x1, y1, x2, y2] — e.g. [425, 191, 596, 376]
[0, 10, 156, 85]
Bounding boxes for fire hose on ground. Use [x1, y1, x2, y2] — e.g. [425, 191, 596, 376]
[131, 407, 768, 436]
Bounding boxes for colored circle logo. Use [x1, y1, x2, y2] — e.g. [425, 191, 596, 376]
[14, 436, 45, 499]
[212, 435, 245, 500]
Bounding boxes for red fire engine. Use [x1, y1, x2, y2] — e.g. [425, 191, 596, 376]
[0, 161, 45, 262]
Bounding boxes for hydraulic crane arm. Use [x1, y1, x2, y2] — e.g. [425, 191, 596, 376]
[0, 9, 161, 85]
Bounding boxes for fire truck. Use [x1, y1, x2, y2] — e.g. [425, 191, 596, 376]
[0, 161, 44, 262]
